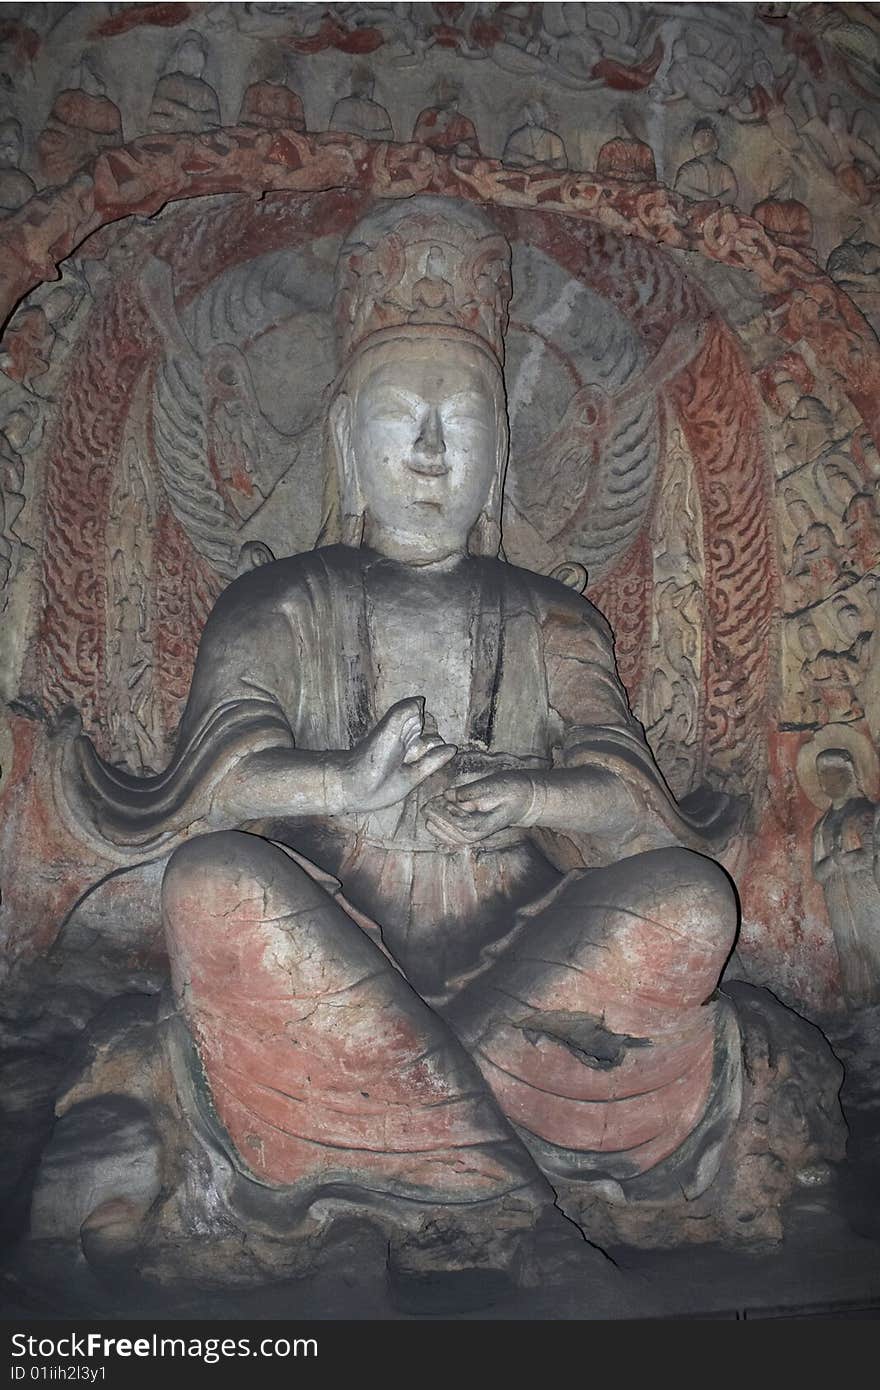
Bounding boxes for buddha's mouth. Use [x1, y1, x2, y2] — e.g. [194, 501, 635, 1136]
[406, 459, 450, 478]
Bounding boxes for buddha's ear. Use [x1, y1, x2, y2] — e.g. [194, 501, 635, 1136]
[468, 390, 509, 557]
[329, 390, 353, 471]
[329, 391, 366, 544]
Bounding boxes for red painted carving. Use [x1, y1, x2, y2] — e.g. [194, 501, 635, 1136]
[38, 283, 152, 745]
[590, 532, 652, 702]
[592, 37, 665, 92]
[0, 127, 874, 467]
[671, 324, 776, 790]
[284, 15, 385, 56]
[37, 89, 123, 185]
[93, 4, 196, 38]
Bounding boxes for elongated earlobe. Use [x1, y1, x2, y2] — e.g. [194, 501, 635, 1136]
[330, 392, 366, 547]
[468, 401, 507, 557]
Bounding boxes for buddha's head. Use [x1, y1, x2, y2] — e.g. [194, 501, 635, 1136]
[815, 748, 860, 806]
[692, 119, 718, 157]
[322, 197, 512, 565]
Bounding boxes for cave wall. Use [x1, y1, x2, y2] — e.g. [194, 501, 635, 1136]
[0, 2, 879, 1017]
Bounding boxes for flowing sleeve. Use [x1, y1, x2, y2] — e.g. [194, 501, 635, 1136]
[70, 566, 300, 850]
[541, 588, 744, 859]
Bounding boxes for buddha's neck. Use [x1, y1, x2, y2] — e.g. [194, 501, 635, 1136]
[361, 521, 467, 572]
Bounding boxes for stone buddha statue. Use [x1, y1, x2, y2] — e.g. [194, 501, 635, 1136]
[61, 198, 839, 1276]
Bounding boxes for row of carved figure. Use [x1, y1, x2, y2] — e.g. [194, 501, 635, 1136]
[0, 38, 742, 202]
[1, 73, 878, 325]
[7, 0, 880, 145]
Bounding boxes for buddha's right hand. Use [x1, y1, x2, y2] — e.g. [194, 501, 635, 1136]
[342, 698, 456, 813]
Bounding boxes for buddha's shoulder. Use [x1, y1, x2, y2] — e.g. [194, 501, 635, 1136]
[206, 547, 362, 629]
[482, 557, 613, 640]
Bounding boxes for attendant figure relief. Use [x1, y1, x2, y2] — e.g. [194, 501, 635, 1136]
[800, 736, 880, 1009]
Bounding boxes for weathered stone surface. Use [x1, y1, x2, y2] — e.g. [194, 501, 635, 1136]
[554, 982, 846, 1251]
[0, 0, 877, 1315]
[28, 1096, 162, 1247]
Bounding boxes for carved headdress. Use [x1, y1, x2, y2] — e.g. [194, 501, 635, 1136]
[334, 195, 512, 375]
[322, 197, 513, 554]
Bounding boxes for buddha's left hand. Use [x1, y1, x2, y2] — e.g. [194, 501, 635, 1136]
[423, 772, 535, 846]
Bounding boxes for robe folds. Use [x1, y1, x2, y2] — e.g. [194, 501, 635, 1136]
[75, 545, 744, 1202]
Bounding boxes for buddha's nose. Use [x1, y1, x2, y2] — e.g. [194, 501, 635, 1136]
[415, 406, 447, 459]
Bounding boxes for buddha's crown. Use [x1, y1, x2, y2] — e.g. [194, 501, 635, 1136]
[335, 196, 512, 370]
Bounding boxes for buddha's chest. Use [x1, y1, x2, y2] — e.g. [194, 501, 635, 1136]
[365, 583, 474, 745]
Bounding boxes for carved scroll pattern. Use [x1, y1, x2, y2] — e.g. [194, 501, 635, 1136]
[590, 532, 653, 704]
[635, 423, 706, 799]
[38, 282, 151, 737]
[671, 323, 777, 795]
[103, 379, 162, 773]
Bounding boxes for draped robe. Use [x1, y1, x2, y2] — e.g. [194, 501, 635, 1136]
[78, 545, 737, 992]
[75, 545, 743, 1205]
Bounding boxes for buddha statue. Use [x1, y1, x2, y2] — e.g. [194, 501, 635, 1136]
[47, 197, 841, 1284]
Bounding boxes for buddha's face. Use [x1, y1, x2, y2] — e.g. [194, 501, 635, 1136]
[816, 752, 858, 803]
[341, 339, 504, 563]
[692, 125, 718, 156]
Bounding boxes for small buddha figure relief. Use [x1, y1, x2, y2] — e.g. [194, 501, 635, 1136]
[502, 98, 567, 171]
[827, 220, 880, 297]
[673, 119, 738, 205]
[595, 114, 656, 183]
[798, 84, 880, 206]
[37, 60, 123, 185]
[802, 740, 880, 1009]
[783, 491, 853, 609]
[238, 58, 305, 132]
[0, 403, 35, 603]
[329, 64, 393, 142]
[752, 195, 815, 254]
[767, 364, 845, 473]
[830, 595, 878, 728]
[843, 489, 880, 574]
[0, 117, 35, 217]
[148, 33, 221, 135]
[793, 617, 864, 726]
[411, 79, 480, 159]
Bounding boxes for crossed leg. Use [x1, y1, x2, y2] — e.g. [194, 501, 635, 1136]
[163, 834, 739, 1210]
[444, 847, 742, 1186]
[161, 830, 551, 1212]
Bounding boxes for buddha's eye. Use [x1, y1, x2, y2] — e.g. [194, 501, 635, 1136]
[443, 409, 490, 428]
